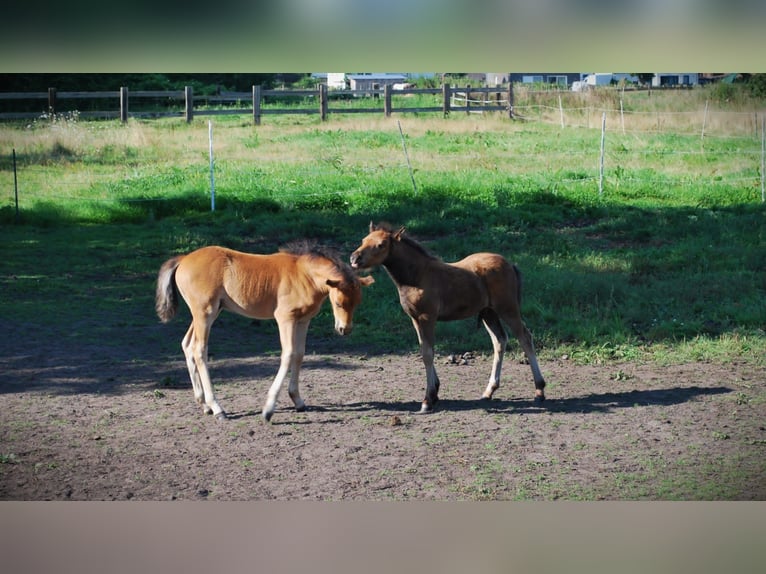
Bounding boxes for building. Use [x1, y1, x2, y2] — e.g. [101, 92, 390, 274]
[507, 73, 583, 87]
[651, 73, 699, 87]
[324, 73, 347, 90]
[323, 73, 409, 94]
[347, 74, 408, 94]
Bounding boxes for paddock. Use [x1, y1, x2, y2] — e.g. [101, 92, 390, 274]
[1, 318, 763, 500]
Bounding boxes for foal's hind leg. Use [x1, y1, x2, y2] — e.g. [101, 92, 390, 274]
[181, 323, 205, 406]
[412, 318, 440, 413]
[184, 312, 227, 419]
[479, 310, 509, 400]
[503, 312, 546, 402]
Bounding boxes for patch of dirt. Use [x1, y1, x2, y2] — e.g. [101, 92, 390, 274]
[1, 325, 764, 500]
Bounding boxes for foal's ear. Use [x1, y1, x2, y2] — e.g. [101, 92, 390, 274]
[369, 221, 376, 232]
[393, 226, 406, 240]
[358, 275, 375, 287]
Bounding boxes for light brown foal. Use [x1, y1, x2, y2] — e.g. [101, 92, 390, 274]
[156, 242, 373, 422]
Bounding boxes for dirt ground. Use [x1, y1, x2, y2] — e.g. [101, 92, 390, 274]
[1, 318, 764, 501]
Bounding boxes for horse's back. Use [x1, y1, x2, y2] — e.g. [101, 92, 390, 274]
[452, 252, 513, 276]
[174, 246, 291, 318]
[452, 252, 520, 308]
[174, 246, 233, 290]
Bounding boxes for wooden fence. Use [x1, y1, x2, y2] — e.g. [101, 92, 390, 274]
[0, 84, 515, 124]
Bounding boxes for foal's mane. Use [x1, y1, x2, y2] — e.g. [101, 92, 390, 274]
[280, 240, 358, 284]
[374, 223, 439, 261]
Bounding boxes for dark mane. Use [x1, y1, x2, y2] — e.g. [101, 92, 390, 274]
[374, 223, 439, 261]
[280, 240, 358, 284]
[400, 234, 439, 260]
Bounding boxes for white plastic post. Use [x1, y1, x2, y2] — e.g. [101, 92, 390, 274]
[761, 116, 764, 203]
[209, 120, 215, 212]
[701, 99, 709, 142]
[599, 112, 606, 196]
[398, 120, 418, 194]
[620, 98, 625, 135]
[559, 95, 564, 128]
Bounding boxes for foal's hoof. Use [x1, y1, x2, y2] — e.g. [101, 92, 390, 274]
[417, 403, 436, 414]
[262, 410, 274, 423]
[214, 411, 228, 421]
[534, 394, 546, 403]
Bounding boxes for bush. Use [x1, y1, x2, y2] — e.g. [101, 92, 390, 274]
[746, 74, 766, 99]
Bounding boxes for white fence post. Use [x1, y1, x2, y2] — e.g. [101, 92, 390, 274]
[620, 98, 625, 135]
[559, 95, 564, 128]
[599, 112, 606, 196]
[761, 116, 764, 203]
[209, 120, 215, 212]
[398, 120, 418, 194]
[701, 99, 709, 143]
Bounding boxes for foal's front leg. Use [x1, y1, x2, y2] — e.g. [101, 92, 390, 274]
[262, 317, 308, 422]
[412, 318, 440, 413]
[286, 320, 310, 412]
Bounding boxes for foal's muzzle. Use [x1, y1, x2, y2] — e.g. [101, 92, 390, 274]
[335, 322, 353, 336]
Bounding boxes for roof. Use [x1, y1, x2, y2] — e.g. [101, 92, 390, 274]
[347, 74, 407, 81]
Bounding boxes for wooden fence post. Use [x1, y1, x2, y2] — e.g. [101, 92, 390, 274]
[384, 84, 392, 117]
[184, 86, 193, 123]
[48, 87, 56, 117]
[120, 87, 129, 123]
[318, 83, 327, 122]
[442, 83, 451, 117]
[465, 85, 471, 115]
[252, 85, 261, 125]
[507, 83, 514, 118]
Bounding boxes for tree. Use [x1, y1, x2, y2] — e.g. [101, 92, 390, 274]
[0, 74, 279, 93]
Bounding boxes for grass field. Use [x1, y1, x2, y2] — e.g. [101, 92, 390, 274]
[1, 98, 765, 365]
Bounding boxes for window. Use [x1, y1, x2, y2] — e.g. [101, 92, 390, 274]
[547, 75, 568, 86]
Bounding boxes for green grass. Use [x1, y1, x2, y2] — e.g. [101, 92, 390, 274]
[1, 111, 765, 364]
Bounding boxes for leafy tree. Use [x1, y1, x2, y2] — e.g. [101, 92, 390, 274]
[0, 74, 278, 93]
[632, 73, 654, 86]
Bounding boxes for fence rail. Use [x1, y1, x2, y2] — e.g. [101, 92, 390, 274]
[0, 84, 514, 124]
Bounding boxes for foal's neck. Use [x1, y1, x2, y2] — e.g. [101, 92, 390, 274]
[384, 241, 431, 288]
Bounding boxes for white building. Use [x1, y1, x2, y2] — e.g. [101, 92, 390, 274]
[347, 74, 408, 91]
[651, 73, 699, 87]
[326, 73, 348, 90]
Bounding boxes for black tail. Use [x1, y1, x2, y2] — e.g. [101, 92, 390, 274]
[513, 264, 523, 306]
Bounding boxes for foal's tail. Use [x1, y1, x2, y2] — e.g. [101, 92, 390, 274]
[155, 256, 183, 323]
[512, 263, 523, 306]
